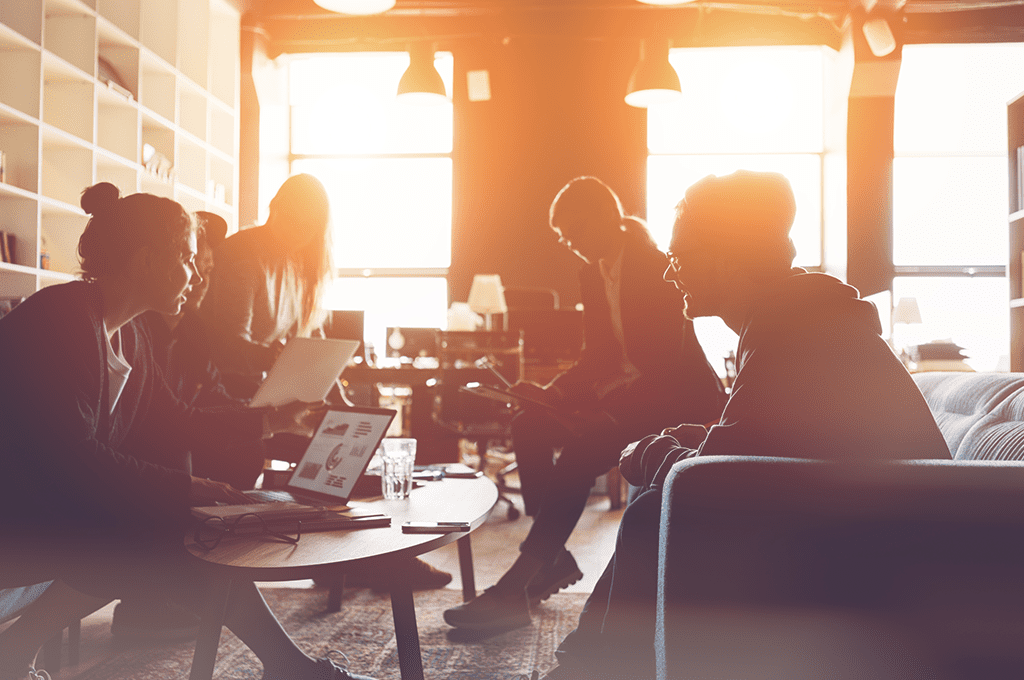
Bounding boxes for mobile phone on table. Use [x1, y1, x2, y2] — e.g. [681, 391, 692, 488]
[401, 521, 471, 534]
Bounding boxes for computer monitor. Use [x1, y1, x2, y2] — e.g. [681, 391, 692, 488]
[325, 310, 365, 360]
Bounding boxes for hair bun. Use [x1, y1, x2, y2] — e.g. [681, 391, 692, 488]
[81, 182, 121, 216]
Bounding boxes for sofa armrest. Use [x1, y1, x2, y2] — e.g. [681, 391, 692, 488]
[656, 456, 1024, 680]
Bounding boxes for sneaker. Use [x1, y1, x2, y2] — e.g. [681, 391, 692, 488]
[342, 556, 452, 592]
[525, 550, 583, 605]
[443, 586, 532, 631]
[110, 598, 201, 642]
[261, 650, 377, 680]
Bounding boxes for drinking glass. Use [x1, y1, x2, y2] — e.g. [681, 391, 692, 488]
[380, 438, 416, 500]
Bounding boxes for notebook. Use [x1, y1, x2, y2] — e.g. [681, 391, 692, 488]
[193, 405, 397, 523]
[249, 337, 361, 408]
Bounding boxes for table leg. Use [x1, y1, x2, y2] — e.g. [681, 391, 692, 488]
[457, 534, 475, 601]
[327, 573, 345, 613]
[390, 585, 425, 680]
[189, 578, 231, 680]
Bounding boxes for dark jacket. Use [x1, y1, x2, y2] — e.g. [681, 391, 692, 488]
[0, 281, 263, 541]
[138, 310, 264, 489]
[198, 225, 307, 396]
[139, 310, 239, 410]
[551, 221, 725, 427]
[631, 270, 951, 487]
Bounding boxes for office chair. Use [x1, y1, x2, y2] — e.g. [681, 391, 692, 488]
[432, 330, 525, 520]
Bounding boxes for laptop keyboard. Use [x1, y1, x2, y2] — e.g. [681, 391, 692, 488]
[244, 489, 297, 504]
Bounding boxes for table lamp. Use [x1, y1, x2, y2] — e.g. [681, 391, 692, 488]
[467, 274, 507, 331]
[892, 296, 923, 363]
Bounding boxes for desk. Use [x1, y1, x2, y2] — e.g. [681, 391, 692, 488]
[184, 476, 498, 680]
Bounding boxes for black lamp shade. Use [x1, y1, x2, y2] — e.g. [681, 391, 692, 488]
[625, 39, 682, 108]
[398, 47, 447, 100]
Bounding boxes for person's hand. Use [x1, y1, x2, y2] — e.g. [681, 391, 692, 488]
[263, 400, 328, 439]
[190, 476, 250, 506]
[660, 423, 710, 449]
[618, 438, 649, 486]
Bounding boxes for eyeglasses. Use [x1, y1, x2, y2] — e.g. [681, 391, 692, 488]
[666, 252, 681, 273]
[193, 513, 302, 551]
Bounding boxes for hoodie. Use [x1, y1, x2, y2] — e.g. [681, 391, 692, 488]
[630, 270, 951, 488]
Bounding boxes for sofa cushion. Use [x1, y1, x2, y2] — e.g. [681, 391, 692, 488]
[914, 372, 1024, 462]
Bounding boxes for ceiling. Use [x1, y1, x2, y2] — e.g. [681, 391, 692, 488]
[244, 0, 1024, 55]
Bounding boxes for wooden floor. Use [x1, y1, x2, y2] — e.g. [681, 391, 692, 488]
[20, 466, 625, 678]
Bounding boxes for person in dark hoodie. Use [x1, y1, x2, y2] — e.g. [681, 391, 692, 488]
[538, 170, 951, 680]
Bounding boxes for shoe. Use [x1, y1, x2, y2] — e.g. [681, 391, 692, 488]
[342, 556, 452, 592]
[525, 550, 583, 605]
[261, 650, 377, 680]
[110, 598, 201, 642]
[443, 586, 532, 631]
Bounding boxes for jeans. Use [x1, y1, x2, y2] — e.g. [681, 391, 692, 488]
[555, 487, 663, 679]
[513, 408, 673, 567]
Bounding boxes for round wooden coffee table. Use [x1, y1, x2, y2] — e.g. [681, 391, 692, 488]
[184, 475, 498, 680]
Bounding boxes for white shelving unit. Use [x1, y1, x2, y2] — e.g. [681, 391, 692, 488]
[0, 0, 240, 300]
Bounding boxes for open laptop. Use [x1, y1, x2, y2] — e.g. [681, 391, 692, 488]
[249, 338, 361, 409]
[194, 405, 397, 521]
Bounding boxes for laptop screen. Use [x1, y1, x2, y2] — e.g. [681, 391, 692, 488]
[286, 405, 396, 504]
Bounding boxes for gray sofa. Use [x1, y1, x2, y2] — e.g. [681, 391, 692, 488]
[656, 371, 1024, 680]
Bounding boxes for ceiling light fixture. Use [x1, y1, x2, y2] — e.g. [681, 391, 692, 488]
[625, 39, 682, 108]
[312, 0, 396, 16]
[397, 44, 448, 104]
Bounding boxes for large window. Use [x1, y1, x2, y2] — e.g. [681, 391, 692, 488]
[893, 43, 1024, 370]
[282, 51, 454, 351]
[647, 46, 828, 374]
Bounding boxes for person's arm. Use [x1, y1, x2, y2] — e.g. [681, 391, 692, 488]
[619, 424, 709, 489]
[0, 334, 192, 528]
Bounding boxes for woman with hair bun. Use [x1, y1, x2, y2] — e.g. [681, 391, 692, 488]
[0, 183, 377, 680]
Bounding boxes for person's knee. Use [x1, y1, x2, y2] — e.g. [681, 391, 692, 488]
[618, 489, 664, 544]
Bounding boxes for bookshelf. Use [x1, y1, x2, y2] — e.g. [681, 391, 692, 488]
[0, 0, 239, 301]
[1009, 89, 1024, 371]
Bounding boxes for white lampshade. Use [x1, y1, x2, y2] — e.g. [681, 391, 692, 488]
[893, 297, 922, 325]
[313, 0, 396, 15]
[467, 274, 507, 315]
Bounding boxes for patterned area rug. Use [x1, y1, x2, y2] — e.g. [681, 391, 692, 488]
[71, 587, 588, 680]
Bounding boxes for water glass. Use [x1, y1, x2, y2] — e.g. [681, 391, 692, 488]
[380, 438, 416, 500]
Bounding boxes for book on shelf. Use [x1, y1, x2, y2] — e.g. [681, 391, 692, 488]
[0, 231, 14, 264]
[0, 297, 25, 320]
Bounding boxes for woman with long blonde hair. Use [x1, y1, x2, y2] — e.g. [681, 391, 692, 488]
[200, 173, 335, 398]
